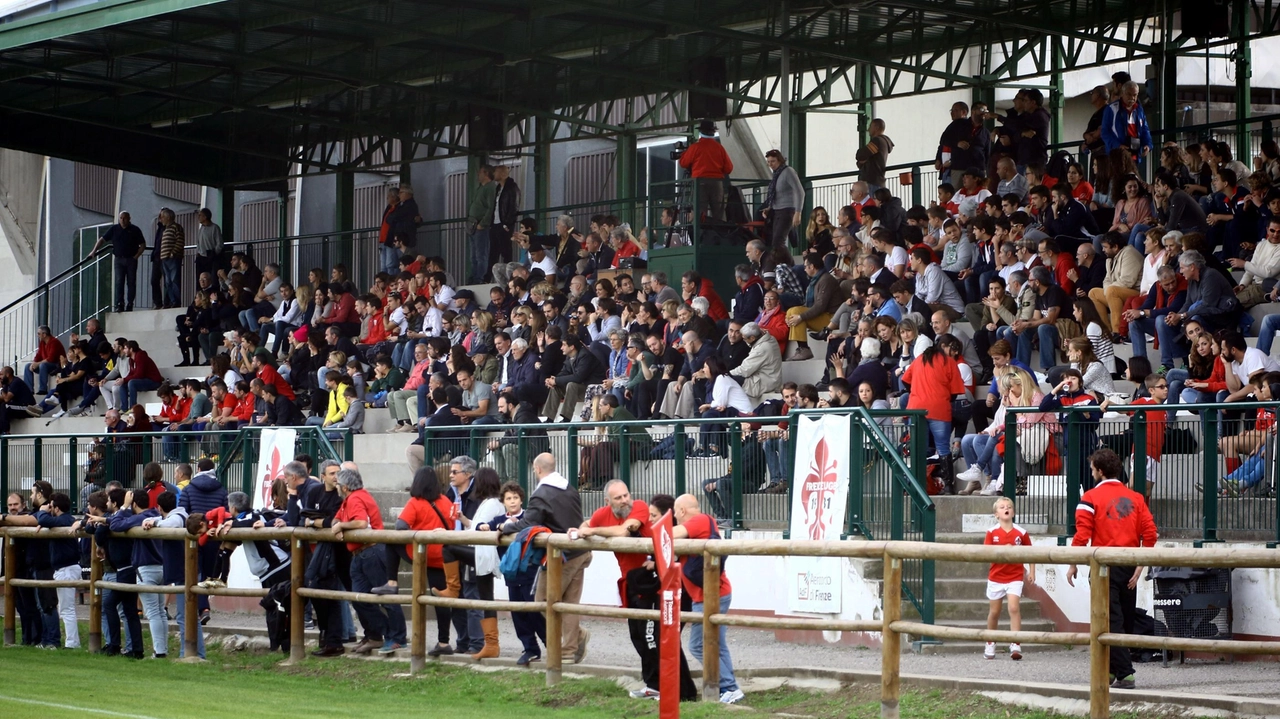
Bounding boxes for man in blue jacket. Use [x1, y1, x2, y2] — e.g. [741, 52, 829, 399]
[93, 487, 144, 658]
[35, 491, 82, 649]
[1101, 81, 1153, 161]
[179, 457, 228, 623]
[109, 490, 167, 658]
[142, 491, 205, 659]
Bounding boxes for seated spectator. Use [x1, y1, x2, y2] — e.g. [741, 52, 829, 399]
[577, 394, 651, 490]
[262, 382, 304, 426]
[24, 325, 66, 396]
[26, 340, 90, 418]
[542, 335, 605, 422]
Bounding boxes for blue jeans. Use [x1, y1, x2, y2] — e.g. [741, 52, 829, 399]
[690, 594, 739, 693]
[1165, 369, 1189, 405]
[1015, 323, 1059, 370]
[161, 426, 185, 461]
[349, 547, 406, 645]
[961, 433, 998, 473]
[137, 564, 168, 656]
[1257, 313, 1280, 355]
[114, 255, 138, 309]
[1153, 319, 1188, 369]
[763, 436, 786, 484]
[469, 228, 490, 284]
[1128, 224, 1152, 252]
[100, 570, 135, 654]
[927, 418, 952, 458]
[121, 378, 161, 408]
[261, 321, 298, 354]
[162, 257, 182, 306]
[173, 582, 206, 658]
[380, 244, 401, 275]
[24, 361, 54, 394]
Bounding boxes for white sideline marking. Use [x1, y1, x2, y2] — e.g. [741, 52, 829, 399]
[0, 694, 165, 719]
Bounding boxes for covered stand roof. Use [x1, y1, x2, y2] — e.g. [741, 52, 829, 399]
[0, 0, 1228, 185]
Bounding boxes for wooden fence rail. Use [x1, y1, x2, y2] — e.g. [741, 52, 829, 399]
[2, 527, 1277, 719]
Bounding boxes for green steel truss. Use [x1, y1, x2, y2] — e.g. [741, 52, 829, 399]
[0, 0, 1275, 185]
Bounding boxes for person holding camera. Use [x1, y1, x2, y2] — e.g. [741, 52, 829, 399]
[679, 119, 734, 223]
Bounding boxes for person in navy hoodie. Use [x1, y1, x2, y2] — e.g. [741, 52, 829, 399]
[142, 491, 205, 659]
[35, 491, 82, 649]
[95, 487, 143, 658]
[0, 488, 45, 646]
[1, 480, 59, 648]
[108, 489, 167, 658]
[179, 458, 228, 624]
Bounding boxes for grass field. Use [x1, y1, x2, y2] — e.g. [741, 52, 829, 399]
[0, 641, 1200, 719]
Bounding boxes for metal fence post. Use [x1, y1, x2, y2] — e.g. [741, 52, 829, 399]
[847, 420, 864, 536]
[69, 437, 78, 508]
[33, 437, 42, 485]
[619, 427, 631, 487]
[0, 436, 8, 505]
[1066, 413, 1081, 538]
[1132, 410, 1147, 498]
[910, 165, 922, 207]
[701, 552, 722, 701]
[516, 431, 529, 496]
[242, 433, 254, 495]
[1203, 416, 1219, 543]
[410, 540, 427, 673]
[881, 552, 903, 719]
[1002, 409, 1017, 499]
[545, 546, 564, 686]
[566, 427, 579, 484]
[673, 424, 687, 497]
[1089, 559, 1110, 719]
[730, 429, 744, 531]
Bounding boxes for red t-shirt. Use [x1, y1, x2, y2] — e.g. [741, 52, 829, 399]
[232, 394, 256, 422]
[1130, 397, 1167, 460]
[335, 488, 383, 552]
[985, 523, 1030, 583]
[219, 392, 238, 419]
[398, 497, 456, 567]
[680, 513, 731, 604]
[589, 500, 651, 577]
[257, 363, 294, 401]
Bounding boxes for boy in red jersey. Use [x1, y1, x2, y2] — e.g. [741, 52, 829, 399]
[984, 497, 1035, 660]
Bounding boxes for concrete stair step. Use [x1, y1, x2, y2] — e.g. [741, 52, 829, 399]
[102, 308, 187, 333]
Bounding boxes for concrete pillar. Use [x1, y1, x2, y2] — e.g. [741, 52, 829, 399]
[219, 187, 235, 246]
[1234, 0, 1252, 164]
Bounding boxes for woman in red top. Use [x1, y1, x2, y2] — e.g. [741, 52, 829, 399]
[901, 342, 966, 493]
[1181, 334, 1225, 404]
[371, 467, 456, 655]
[609, 227, 644, 268]
[755, 290, 789, 346]
[1066, 162, 1094, 204]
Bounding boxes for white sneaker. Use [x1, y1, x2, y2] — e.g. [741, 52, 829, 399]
[984, 642, 996, 659]
[979, 481, 1002, 496]
[719, 689, 745, 704]
[629, 688, 660, 700]
[955, 465, 984, 483]
[1010, 643, 1022, 660]
[50, 409, 66, 419]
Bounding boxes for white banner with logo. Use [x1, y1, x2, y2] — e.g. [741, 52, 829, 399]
[786, 414, 849, 614]
[252, 428, 297, 512]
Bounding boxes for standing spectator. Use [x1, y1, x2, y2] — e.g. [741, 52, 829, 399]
[672, 494, 744, 704]
[90, 211, 146, 313]
[680, 119, 734, 222]
[158, 208, 186, 309]
[1015, 89, 1051, 170]
[856, 118, 894, 193]
[194, 208, 225, 278]
[377, 188, 401, 273]
[387, 184, 421, 253]
[466, 166, 496, 284]
[761, 150, 804, 248]
[491, 165, 520, 274]
[331, 468, 406, 655]
[937, 102, 989, 188]
[1065, 449, 1158, 690]
[142, 491, 205, 658]
[108, 489, 167, 658]
[478, 482, 546, 665]
[499, 453, 590, 663]
[902, 341, 966, 493]
[1101, 81, 1153, 161]
[23, 325, 65, 396]
[33, 492, 80, 649]
[1081, 85, 1111, 154]
[215, 491, 294, 653]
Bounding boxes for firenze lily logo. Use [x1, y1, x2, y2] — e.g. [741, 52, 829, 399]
[801, 438, 839, 541]
[260, 445, 284, 510]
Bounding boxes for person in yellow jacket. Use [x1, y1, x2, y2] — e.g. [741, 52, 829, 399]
[305, 372, 351, 428]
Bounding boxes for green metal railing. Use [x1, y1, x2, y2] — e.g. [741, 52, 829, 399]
[421, 406, 936, 625]
[1005, 400, 1280, 545]
[0, 426, 350, 511]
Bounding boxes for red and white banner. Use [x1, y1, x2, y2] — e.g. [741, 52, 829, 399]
[651, 510, 681, 719]
[786, 414, 848, 614]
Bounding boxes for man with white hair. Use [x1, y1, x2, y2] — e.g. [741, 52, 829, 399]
[729, 323, 782, 406]
[1101, 81, 1152, 159]
[331, 468, 406, 656]
[500, 453, 591, 662]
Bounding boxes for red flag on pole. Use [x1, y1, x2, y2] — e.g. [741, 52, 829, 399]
[651, 509, 681, 719]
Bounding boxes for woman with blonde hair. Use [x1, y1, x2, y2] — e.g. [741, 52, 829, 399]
[805, 206, 835, 257]
[965, 366, 1049, 496]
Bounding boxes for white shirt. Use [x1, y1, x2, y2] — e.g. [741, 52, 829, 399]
[271, 297, 304, 326]
[1140, 250, 1168, 295]
[886, 245, 908, 272]
[531, 254, 558, 276]
[388, 306, 408, 334]
[711, 375, 754, 413]
[434, 285, 456, 309]
[420, 306, 443, 336]
[1233, 348, 1280, 384]
[999, 260, 1026, 283]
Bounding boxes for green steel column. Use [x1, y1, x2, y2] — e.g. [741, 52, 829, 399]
[615, 131, 637, 225]
[789, 108, 811, 236]
[856, 64, 873, 149]
[33, 438, 42, 485]
[1050, 44, 1066, 147]
[335, 170, 355, 268]
[220, 187, 236, 247]
[1203, 417, 1219, 543]
[673, 424, 687, 496]
[1156, 3, 1179, 142]
[1234, 0, 1253, 164]
[533, 120, 551, 216]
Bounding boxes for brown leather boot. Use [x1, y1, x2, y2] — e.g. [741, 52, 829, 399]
[471, 617, 500, 660]
[431, 561, 461, 598]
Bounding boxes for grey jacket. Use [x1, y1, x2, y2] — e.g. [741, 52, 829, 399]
[333, 400, 365, 433]
[767, 165, 805, 211]
[196, 223, 223, 256]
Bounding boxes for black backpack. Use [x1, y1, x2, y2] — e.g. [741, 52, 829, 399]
[682, 521, 726, 588]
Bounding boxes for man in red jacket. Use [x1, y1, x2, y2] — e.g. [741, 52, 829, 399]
[679, 119, 734, 223]
[1065, 448, 1158, 691]
[113, 341, 164, 409]
[25, 325, 66, 395]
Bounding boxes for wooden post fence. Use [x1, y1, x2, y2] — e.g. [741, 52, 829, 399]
[2, 528, 1280, 719]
